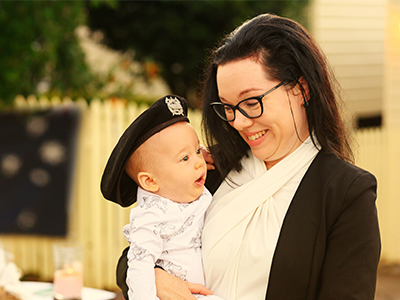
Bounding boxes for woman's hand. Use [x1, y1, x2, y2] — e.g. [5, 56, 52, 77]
[187, 282, 214, 296]
[200, 145, 215, 170]
[155, 268, 213, 300]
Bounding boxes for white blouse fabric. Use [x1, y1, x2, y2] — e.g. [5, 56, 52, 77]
[202, 137, 319, 300]
[123, 187, 224, 300]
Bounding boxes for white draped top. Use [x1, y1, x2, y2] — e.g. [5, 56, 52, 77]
[202, 137, 319, 300]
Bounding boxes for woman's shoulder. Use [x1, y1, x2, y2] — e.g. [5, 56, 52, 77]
[314, 151, 375, 180]
[310, 151, 377, 197]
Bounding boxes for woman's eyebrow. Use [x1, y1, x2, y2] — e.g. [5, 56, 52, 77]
[238, 88, 262, 98]
[219, 88, 264, 102]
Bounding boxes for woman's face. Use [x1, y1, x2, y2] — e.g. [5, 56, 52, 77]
[216, 57, 310, 169]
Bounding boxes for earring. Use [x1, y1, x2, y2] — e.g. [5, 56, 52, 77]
[303, 100, 309, 107]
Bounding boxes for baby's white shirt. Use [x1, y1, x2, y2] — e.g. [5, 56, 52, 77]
[123, 187, 212, 300]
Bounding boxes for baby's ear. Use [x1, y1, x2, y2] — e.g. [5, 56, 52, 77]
[137, 172, 159, 192]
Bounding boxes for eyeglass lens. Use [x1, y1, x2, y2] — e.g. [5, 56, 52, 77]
[213, 99, 262, 121]
[211, 80, 287, 122]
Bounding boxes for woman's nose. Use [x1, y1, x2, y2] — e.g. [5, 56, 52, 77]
[231, 110, 253, 131]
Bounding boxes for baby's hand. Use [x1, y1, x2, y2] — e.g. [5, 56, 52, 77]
[200, 145, 215, 170]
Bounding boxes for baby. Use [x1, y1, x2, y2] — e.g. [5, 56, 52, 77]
[101, 95, 223, 300]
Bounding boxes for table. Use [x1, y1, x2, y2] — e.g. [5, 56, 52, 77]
[22, 282, 116, 300]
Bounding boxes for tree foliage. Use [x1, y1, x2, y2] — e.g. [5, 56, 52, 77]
[86, 0, 309, 106]
[0, 1, 101, 108]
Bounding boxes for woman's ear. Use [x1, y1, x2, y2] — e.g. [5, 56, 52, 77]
[294, 77, 310, 106]
[137, 172, 159, 192]
[298, 76, 310, 95]
[291, 83, 302, 96]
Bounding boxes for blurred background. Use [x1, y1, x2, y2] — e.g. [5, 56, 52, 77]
[0, 0, 399, 295]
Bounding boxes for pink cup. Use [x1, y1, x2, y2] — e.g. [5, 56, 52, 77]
[53, 243, 83, 300]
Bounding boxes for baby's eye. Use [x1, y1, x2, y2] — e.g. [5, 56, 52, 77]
[181, 156, 189, 162]
[196, 148, 201, 155]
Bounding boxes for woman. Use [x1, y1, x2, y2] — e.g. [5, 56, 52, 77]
[117, 13, 381, 299]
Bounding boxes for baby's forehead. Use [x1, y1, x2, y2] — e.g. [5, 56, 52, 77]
[156, 121, 196, 138]
[143, 123, 198, 150]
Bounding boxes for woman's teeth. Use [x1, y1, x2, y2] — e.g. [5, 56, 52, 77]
[248, 130, 266, 141]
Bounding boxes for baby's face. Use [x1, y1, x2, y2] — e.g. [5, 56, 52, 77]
[148, 122, 207, 203]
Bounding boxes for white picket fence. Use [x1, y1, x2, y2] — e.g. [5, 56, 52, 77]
[0, 96, 203, 290]
[355, 126, 400, 266]
[1, 96, 399, 291]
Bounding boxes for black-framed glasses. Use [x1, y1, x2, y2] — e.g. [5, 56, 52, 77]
[210, 80, 287, 122]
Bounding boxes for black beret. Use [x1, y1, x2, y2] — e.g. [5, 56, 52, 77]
[100, 95, 189, 207]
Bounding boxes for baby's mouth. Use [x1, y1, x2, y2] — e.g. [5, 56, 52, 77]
[195, 174, 206, 186]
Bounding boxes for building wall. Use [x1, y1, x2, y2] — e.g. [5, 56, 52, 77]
[384, 0, 400, 128]
[310, 0, 386, 121]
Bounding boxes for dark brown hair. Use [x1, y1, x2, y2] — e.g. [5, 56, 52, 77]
[201, 13, 353, 178]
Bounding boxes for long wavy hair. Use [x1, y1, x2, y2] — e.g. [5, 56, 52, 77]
[201, 13, 353, 178]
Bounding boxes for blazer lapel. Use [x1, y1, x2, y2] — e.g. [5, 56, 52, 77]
[266, 152, 339, 300]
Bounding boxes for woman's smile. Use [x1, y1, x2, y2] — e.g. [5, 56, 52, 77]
[242, 130, 268, 147]
[247, 130, 267, 141]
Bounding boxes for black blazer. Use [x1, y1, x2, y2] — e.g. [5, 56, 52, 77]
[116, 151, 381, 300]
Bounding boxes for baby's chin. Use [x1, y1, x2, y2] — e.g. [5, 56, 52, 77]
[179, 192, 204, 204]
[156, 190, 204, 204]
